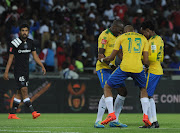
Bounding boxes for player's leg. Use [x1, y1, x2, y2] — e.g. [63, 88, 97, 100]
[94, 69, 112, 128]
[132, 71, 151, 127]
[146, 74, 162, 128]
[101, 67, 128, 125]
[21, 86, 40, 119]
[109, 86, 128, 127]
[8, 90, 22, 119]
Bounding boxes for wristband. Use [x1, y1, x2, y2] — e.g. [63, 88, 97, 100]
[100, 58, 104, 62]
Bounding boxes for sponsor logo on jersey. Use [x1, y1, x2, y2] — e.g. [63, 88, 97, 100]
[101, 39, 107, 44]
[18, 49, 31, 53]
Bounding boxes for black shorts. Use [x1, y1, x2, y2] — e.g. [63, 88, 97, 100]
[14, 74, 29, 90]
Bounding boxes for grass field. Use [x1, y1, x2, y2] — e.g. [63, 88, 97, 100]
[0, 113, 180, 133]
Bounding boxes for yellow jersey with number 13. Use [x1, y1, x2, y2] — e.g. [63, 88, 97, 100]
[114, 32, 149, 73]
[96, 29, 117, 71]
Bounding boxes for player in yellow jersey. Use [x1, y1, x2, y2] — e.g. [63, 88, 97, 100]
[94, 20, 127, 128]
[139, 20, 164, 128]
[99, 25, 152, 127]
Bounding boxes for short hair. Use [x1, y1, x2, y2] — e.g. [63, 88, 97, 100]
[141, 20, 155, 31]
[124, 25, 134, 32]
[112, 19, 124, 27]
[20, 23, 30, 30]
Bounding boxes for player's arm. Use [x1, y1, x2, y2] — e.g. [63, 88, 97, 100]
[143, 38, 150, 67]
[100, 36, 122, 62]
[101, 50, 119, 62]
[32, 51, 46, 75]
[3, 54, 14, 80]
[117, 47, 123, 60]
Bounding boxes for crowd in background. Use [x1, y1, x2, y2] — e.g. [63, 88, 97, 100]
[0, 0, 180, 77]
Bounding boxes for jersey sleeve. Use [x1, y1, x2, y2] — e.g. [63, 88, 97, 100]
[157, 37, 164, 62]
[31, 41, 36, 52]
[114, 36, 122, 50]
[9, 43, 15, 54]
[98, 32, 108, 50]
[143, 38, 149, 52]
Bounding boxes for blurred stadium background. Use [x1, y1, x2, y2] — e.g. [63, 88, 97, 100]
[0, 0, 180, 132]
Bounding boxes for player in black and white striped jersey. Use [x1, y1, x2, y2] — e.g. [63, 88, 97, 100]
[3, 23, 46, 119]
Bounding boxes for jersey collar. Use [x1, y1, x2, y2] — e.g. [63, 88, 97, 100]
[107, 28, 116, 37]
[150, 35, 158, 40]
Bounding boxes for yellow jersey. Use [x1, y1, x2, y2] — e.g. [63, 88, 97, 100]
[114, 32, 149, 73]
[96, 29, 117, 71]
[148, 35, 164, 75]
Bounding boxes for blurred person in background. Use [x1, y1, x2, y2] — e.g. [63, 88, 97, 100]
[40, 40, 55, 72]
[168, 56, 180, 75]
[71, 35, 84, 60]
[0, 38, 8, 67]
[60, 61, 79, 79]
[56, 41, 66, 71]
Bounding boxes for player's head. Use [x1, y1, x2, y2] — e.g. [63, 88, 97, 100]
[141, 20, 155, 39]
[111, 19, 124, 37]
[19, 23, 30, 40]
[124, 25, 134, 33]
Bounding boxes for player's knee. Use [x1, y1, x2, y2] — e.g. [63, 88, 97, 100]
[117, 87, 127, 97]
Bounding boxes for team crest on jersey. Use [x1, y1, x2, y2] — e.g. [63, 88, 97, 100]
[68, 83, 86, 111]
[101, 39, 107, 44]
[24, 42, 28, 49]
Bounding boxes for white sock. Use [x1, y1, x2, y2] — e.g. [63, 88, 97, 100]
[147, 105, 153, 123]
[114, 94, 125, 122]
[95, 95, 106, 123]
[105, 97, 113, 114]
[150, 98, 157, 122]
[140, 97, 150, 115]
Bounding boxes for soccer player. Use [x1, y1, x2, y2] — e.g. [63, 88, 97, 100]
[139, 20, 164, 128]
[99, 25, 152, 127]
[3, 23, 46, 119]
[94, 20, 127, 128]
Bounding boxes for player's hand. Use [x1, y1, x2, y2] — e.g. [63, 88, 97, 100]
[98, 54, 105, 61]
[3, 72, 9, 80]
[42, 67, 46, 75]
[143, 65, 149, 73]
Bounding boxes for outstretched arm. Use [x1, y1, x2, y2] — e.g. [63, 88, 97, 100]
[99, 50, 119, 62]
[32, 51, 46, 75]
[3, 54, 14, 80]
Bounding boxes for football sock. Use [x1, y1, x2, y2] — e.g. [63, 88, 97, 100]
[105, 97, 113, 114]
[114, 94, 125, 122]
[147, 105, 153, 123]
[150, 98, 157, 122]
[10, 98, 21, 114]
[95, 95, 106, 123]
[140, 97, 150, 115]
[23, 98, 34, 113]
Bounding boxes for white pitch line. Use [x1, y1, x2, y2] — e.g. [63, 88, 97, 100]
[0, 130, 79, 133]
[1, 127, 82, 129]
[1, 127, 180, 130]
[0, 129, 50, 133]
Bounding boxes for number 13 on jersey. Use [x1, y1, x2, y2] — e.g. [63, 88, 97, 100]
[128, 38, 142, 53]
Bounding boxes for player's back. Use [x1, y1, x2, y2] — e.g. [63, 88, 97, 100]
[114, 32, 149, 73]
[96, 29, 117, 71]
[148, 35, 164, 75]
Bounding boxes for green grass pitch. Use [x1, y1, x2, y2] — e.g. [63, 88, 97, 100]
[0, 113, 180, 133]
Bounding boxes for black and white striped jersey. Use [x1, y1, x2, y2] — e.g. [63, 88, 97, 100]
[9, 37, 36, 75]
